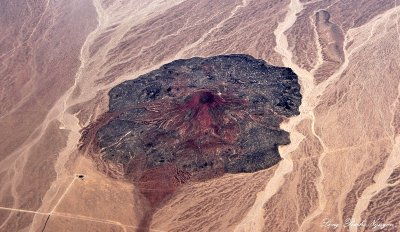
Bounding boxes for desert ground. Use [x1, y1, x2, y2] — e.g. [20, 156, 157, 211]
[1, 0, 400, 231]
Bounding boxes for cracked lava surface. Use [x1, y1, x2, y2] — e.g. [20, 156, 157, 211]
[80, 54, 302, 205]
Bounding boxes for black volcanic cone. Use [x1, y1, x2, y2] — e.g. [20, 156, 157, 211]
[80, 54, 301, 205]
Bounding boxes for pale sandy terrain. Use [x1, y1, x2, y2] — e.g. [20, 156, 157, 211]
[1, 0, 400, 231]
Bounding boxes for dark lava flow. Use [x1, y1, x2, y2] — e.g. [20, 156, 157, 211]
[80, 54, 302, 206]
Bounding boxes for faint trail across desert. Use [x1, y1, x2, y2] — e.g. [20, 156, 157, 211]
[26, 0, 106, 228]
[30, 0, 187, 229]
[0, 201, 165, 232]
[3, 0, 400, 231]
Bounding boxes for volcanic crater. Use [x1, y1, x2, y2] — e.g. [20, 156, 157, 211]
[80, 54, 302, 205]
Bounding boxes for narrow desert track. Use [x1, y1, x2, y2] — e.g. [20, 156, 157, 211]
[0, 203, 165, 232]
[27, 0, 193, 229]
[2, 0, 400, 231]
[27, 0, 111, 222]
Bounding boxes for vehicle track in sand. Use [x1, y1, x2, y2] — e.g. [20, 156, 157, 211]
[5, 0, 399, 230]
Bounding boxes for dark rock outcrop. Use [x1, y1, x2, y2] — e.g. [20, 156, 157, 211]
[80, 54, 301, 205]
